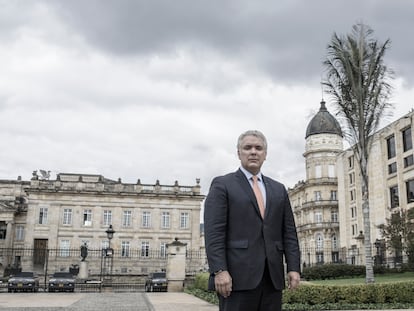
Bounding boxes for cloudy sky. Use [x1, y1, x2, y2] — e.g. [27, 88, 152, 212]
[1, 0, 414, 194]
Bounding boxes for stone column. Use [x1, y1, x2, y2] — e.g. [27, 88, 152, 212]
[166, 238, 187, 292]
[79, 261, 89, 279]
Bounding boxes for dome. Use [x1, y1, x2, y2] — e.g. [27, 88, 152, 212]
[305, 100, 343, 138]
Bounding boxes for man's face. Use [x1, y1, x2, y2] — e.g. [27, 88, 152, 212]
[238, 135, 267, 175]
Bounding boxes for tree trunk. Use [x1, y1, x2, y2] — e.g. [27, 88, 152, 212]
[361, 176, 375, 283]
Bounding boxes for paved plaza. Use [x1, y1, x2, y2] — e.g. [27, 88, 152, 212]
[0, 292, 218, 311]
[0, 292, 412, 311]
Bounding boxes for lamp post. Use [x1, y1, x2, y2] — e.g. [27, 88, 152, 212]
[102, 225, 115, 287]
[105, 225, 115, 256]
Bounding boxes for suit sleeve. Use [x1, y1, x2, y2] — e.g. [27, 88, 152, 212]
[204, 177, 228, 274]
[282, 188, 301, 273]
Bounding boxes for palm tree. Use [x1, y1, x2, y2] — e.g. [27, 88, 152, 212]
[323, 23, 394, 283]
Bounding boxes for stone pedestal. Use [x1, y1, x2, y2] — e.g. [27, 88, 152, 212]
[79, 261, 89, 279]
[166, 238, 187, 292]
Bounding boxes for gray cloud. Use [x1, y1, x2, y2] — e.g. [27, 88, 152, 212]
[1, 0, 414, 195]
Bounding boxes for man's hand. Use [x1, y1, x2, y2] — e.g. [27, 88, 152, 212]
[287, 271, 300, 290]
[215, 270, 232, 298]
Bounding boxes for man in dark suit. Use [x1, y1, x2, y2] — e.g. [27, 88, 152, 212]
[204, 130, 300, 311]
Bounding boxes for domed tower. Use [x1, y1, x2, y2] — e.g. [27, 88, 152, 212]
[289, 100, 343, 267]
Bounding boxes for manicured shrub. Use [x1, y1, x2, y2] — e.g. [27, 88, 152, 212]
[302, 264, 388, 280]
[188, 272, 414, 309]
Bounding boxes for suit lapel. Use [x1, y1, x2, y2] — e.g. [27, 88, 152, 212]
[262, 175, 271, 218]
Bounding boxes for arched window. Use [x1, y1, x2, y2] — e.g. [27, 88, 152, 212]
[331, 234, 338, 249]
[316, 234, 324, 250]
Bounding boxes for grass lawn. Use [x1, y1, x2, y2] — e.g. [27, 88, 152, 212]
[309, 271, 414, 285]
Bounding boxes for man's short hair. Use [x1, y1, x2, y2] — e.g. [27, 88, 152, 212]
[237, 130, 267, 151]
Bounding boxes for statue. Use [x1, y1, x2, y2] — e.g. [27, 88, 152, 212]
[80, 243, 88, 261]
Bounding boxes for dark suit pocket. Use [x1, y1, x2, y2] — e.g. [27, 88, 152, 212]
[275, 241, 284, 251]
[227, 240, 248, 248]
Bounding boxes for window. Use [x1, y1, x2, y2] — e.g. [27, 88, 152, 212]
[316, 252, 324, 264]
[15, 225, 24, 241]
[160, 242, 167, 257]
[331, 211, 338, 222]
[350, 206, 357, 218]
[404, 155, 414, 168]
[314, 212, 322, 223]
[180, 212, 189, 229]
[387, 135, 396, 159]
[403, 127, 412, 152]
[348, 156, 354, 169]
[349, 172, 354, 185]
[388, 162, 397, 174]
[406, 180, 414, 203]
[141, 241, 150, 257]
[331, 235, 338, 249]
[122, 210, 132, 227]
[316, 234, 324, 250]
[121, 241, 130, 257]
[350, 189, 355, 201]
[63, 208, 72, 225]
[328, 165, 335, 178]
[83, 209, 92, 226]
[315, 165, 322, 178]
[161, 212, 170, 229]
[59, 240, 70, 257]
[142, 211, 151, 228]
[103, 210, 112, 226]
[101, 240, 109, 250]
[390, 185, 399, 208]
[0, 222, 6, 239]
[314, 191, 322, 201]
[352, 224, 358, 236]
[330, 190, 337, 201]
[39, 207, 48, 225]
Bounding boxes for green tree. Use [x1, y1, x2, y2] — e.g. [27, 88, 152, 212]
[323, 23, 394, 283]
[379, 209, 414, 269]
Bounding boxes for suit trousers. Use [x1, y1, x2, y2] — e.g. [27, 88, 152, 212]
[218, 264, 282, 311]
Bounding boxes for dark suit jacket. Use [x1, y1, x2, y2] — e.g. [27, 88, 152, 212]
[204, 169, 300, 291]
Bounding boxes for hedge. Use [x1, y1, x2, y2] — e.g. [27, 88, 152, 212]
[188, 272, 414, 309]
[302, 264, 388, 280]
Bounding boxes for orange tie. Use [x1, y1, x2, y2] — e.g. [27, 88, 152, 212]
[252, 175, 265, 219]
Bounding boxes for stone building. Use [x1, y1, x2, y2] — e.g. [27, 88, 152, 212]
[337, 109, 414, 266]
[288, 100, 343, 266]
[289, 99, 414, 267]
[0, 172, 205, 277]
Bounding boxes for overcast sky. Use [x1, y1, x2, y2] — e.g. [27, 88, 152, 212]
[1, 0, 414, 194]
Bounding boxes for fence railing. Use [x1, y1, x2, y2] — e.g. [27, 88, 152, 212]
[0, 247, 206, 279]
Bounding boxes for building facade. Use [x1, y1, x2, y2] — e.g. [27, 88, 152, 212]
[337, 109, 414, 266]
[0, 172, 205, 277]
[288, 101, 343, 267]
[289, 100, 414, 267]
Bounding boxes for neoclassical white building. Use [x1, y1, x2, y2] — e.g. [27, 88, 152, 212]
[0, 172, 205, 275]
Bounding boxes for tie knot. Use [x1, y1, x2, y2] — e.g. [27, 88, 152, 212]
[252, 175, 259, 182]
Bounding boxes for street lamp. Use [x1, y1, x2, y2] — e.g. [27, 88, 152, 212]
[101, 225, 116, 287]
[105, 225, 115, 257]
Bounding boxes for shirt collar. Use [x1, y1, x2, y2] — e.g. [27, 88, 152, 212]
[239, 166, 263, 182]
